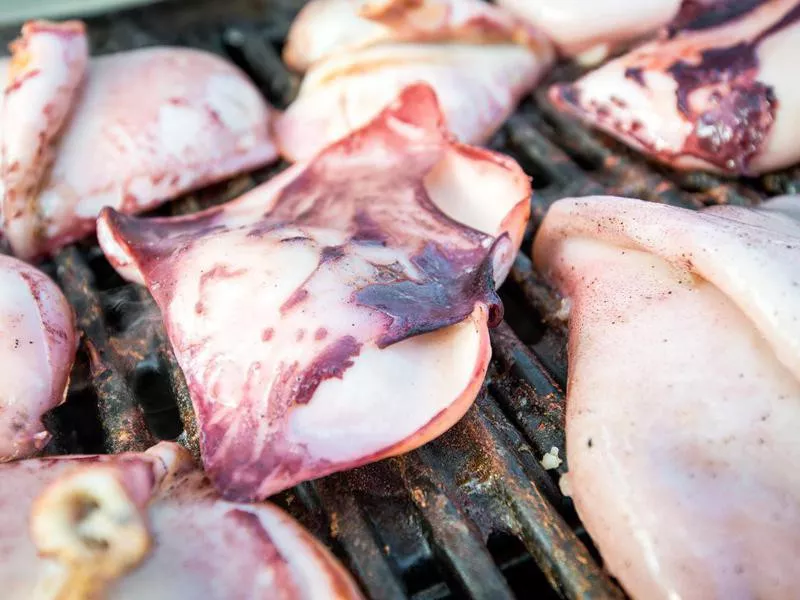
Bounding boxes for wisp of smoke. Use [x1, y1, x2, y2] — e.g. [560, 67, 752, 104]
[100, 285, 165, 340]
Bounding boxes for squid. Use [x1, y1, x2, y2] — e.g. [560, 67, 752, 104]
[0, 441, 364, 598]
[276, 0, 554, 162]
[0, 20, 278, 262]
[494, 0, 728, 65]
[0, 255, 76, 461]
[549, 0, 800, 175]
[533, 195, 800, 599]
[97, 84, 531, 500]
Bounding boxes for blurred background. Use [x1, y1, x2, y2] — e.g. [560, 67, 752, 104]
[0, 0, 168, 24]
[0, 0, 303, 51]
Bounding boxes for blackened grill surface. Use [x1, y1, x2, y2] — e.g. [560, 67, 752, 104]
[7, 0, 794, 598]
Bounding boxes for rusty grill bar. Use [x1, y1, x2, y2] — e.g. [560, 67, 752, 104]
[8, 0, 788, 598]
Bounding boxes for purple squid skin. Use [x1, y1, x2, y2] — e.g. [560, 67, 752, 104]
[550, 0, 800, 175]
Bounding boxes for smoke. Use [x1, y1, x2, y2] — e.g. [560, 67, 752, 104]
[100, 285, 165, 340]
[98, 284, 187, 441]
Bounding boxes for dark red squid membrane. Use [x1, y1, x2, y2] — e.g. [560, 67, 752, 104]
[0, 255, 76, 461]
[97, 84, 531, 500]
[549, 0, 800, 175]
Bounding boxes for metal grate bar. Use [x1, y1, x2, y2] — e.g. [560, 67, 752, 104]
[430, 391, 621, 599]
[509, 254, 566, 325]
[401, 449, 517, 600]
[503, 255, 569, 385]
[489, 322, 566, 461]
[473, 395, 624, 600]
[505, 114, 604, 196]
[223, 26, 298, 109]
[502, 114, 605, 230]
[313, 479, 409, 600]
[130, 287, 201, 459]
[162, 345, 199, 456]
[54, 247, 154, 453]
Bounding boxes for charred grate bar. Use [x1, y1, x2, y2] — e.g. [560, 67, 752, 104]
[6, 0, 789, 598]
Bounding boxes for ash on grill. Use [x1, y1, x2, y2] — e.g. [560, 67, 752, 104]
[12, 0, 796, 598]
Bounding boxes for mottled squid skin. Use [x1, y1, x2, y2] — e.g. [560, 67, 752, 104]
[534, 195, 800, 600]
[0, 20, 279, 262]
[0, 442, 363, 599]
[0, 255, 76, 461]
[97, 84, 531, 501]
[549, 0, 800, 175]
[276, 0, 554, 162]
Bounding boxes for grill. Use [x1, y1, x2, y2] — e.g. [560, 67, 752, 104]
[6, 0, 791, 598]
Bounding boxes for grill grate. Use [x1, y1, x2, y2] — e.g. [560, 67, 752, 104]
[6, 0, 788, 597]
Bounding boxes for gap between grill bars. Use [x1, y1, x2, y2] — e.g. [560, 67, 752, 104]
[6, 0, 789, 598]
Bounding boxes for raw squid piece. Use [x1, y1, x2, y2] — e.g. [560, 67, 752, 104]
[533, 195, 800, 599]
[282, 0, 549, 71]
[494, 0, 729, 64]
[0, 442, 363, 599]
[276, 0, 554, 162]
[549, 0, 800, 175]
[97, 84, 531, 500]
[1, 21, 88, 261]
[495, 0, 680, 64]
[0, 255, 75, 461]
[0, 20, 278, 261]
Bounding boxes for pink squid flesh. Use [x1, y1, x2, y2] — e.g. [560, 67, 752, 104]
[97, 83, 531, 500]
[0, 441, 364, 599]
[0, 254, 76, 461]
[533, 195, 800, 599]
[0, 19, 279, 261]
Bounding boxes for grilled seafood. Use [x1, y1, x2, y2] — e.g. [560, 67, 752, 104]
[276, 0, 554, 162]
[549, 0, 800, 175]
[534, 195, 800, 599]
[97, 84, 531, 500]
[0, 20, 278, 261]
[0, 441, 363, 599]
